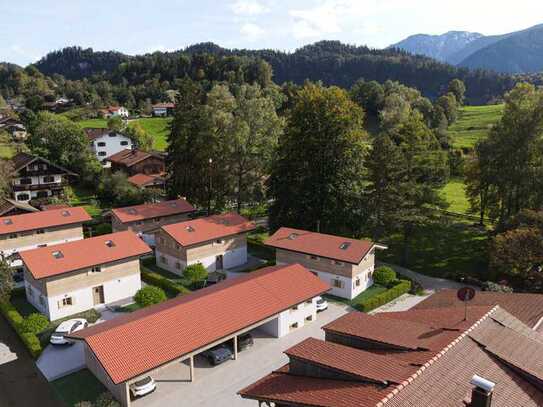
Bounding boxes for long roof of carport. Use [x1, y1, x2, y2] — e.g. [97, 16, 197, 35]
[70, 264, 330, 384]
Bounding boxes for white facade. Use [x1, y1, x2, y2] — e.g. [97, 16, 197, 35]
[259, 297, 318, 338]
[110, 107, 129, 118]
[152, 107, 168, 117]
[277, 261, 374, 300]
[26, 272, 141, 321]
[90, 132, 133, 163]
[12, 174, 64, 202]
[156, 245, 248, 275]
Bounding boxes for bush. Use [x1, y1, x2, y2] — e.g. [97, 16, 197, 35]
[134, 286, 167, 307]
[140, 269, 191, 296]
[0, 300, 43, 358]
[373, 266, 397, 286]
[482, 281, 514, 293]
[95, 392, 120, 407]
[184, 263, 208, 285]
[355, 280, 412, 312]
[20, 313, 49, 335]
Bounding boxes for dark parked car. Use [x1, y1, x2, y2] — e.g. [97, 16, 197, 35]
[237, 333, 254, 352]
[202, 345, 234, 366]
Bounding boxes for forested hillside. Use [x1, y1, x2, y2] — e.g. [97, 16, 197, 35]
[27, 42, 516, 104]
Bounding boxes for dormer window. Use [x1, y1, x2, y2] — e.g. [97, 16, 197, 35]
[339, 242, 351, 250]
[52, 251, 64, 259]
[105, 240, 115, 248]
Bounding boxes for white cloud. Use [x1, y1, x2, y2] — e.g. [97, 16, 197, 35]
[288, 0, 389, 40]
[240, 23, 266, 42]
[231, 0, 270, 16]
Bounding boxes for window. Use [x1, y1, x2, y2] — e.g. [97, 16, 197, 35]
[215, 239, 224, 245]
[9, 233, 17, 239]
[175, 244, 180, 250]
[306, 315, 313, 322]
[3, 219, 13, 225]
[27, 287, 33, 298]
[158, 237, 165, 245]
[91, 266, 101, 273]
[97, 142, 106, 147]
[291, 305, 299, 311]
[36, 229, 45, 235]
[306, 299, 313, 304]
[61, 210, 71, 217]
[39, 296, 46, 307]
[108, 133, 117, 137]
[290, 322, 299, 330]
[59, 297, 73, 308]
[160, 256, 168, 265]
[43, 176, 54, 183]
[175, 262, 181, 270]
[339, 242, 351, 250]
[356, 278, 361, 287]
[309, 255, 319, 261]
[52, 251, 64, 259]
[120, 141, 129, 146]
[16, 194, 30, 201]
[105, 240, 115, 248]
[98, 151, 107, 157]
[333, 260, 344, 266]
[154, 217, 161, 223]
[20, 178, 32, 185]
[288, 233, 299, 240]
[37, 244, 47, 248]
[185, 226, 195, 232]
[332, 279, 344, 289]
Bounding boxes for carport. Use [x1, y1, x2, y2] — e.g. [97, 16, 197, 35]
[69, 264, 329, 407]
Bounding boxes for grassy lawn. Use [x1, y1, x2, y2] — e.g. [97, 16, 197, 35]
[51, 369, 109, 407]
[69, 184, 105, 218]
[448, 104, 504, 149]
[380, 219, 490, 282]
[325, 284, 388, 307]
[76, 117, 172, 151]
[440, 178, 470, 215]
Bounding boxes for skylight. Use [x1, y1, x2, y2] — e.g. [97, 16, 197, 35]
[186, 226, 195, 232]
[105, 240, 116, 248]
[339, 242, 351, 250]
[3, 219, 13, 225]
[288, 233, 299, 240]
[61, 210, 71, 217]
[127, 208, 138, 215]
[52, 251, 64, 259]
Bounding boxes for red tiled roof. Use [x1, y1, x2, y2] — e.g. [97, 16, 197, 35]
[83, 128, 109, 141]
[414, 289, 543, 329]
[106, 149, 163, 168]
[20, 231, 151, 280]
[285, 338, 414, 385]
[71, 264, 330, 384]
[127, 173, 164, 188]
[240, 368, 389, 407]
[0, 207, 91, 236]
[162, 212, 255, 246]
[265, 227, 376, 264]
[111, 199, 195, 224]
[240, 306, 543, 407]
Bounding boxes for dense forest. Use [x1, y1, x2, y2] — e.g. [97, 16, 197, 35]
[27, 42, 521, 104]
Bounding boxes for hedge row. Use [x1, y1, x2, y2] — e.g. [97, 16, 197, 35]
[354, 280, 412, 313]
[0, 300, 42, 358]
[141, 268, 191, 297]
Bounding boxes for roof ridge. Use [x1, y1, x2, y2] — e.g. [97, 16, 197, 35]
[376, 305, 499, 407]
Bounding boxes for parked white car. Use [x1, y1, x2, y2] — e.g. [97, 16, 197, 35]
[130, 376, 156, 398]
[316, 296, 328, 312]
[50, 318, 88, 345]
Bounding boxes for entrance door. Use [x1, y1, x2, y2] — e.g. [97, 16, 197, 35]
[92, 286, 105, 305]
[215, 255, 224, 271]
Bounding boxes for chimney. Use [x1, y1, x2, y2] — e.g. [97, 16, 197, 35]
[469, 375, 495, 407]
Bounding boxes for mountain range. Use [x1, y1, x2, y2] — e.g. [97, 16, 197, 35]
[390, 24, 543, 74]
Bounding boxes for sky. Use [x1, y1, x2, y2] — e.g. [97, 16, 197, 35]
[1, 0, 543, 66]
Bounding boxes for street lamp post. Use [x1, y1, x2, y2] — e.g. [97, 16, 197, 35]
[208, 158, 213, 216]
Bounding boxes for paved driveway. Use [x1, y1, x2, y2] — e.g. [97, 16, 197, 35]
[132, 302, 351, 407]
[0, 316, 61, 407]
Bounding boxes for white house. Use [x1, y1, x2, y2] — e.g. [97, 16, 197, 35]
[155, 212, 255, 275]
[0, 207, 91, 285]
[265, 227, 387, 300]
[20, 231, 151, 321]
[100, 106, 129, 119]
[152, 103, 175, 117]
[84, 129, 134, 165]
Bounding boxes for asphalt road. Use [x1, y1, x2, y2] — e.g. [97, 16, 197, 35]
[0, 316, 61, 407]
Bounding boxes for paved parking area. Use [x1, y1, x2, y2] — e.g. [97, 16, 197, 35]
[132, 302, 351, 407]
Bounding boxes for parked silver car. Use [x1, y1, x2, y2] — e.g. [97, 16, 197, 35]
[50, 318, 88, 345]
